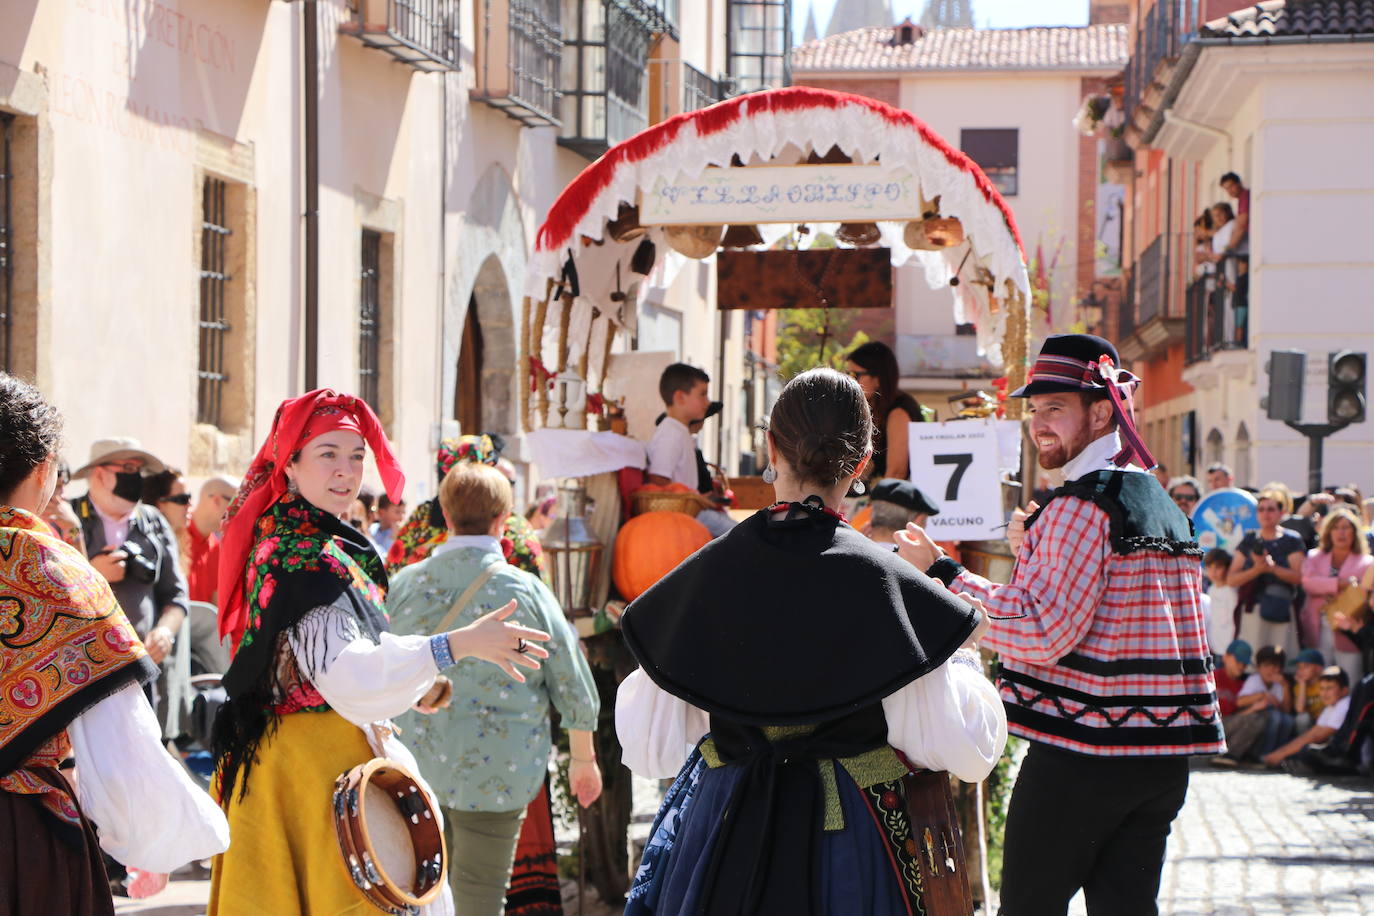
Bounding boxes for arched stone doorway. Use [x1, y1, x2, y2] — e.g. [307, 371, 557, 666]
[442, 163, 525, 439]
[453, 254, 517, 436]
[1206, 428, 1225, 469]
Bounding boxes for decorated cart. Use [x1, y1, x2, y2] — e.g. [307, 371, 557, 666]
[525, 86, 1031, 906]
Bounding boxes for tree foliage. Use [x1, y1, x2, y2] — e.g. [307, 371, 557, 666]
[774, 307, 870, 381]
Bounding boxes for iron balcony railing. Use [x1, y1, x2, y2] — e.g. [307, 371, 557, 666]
[508, 0, 562, 121]
[1118, 268, 1137, 337]
[559, 0, 655, 158]
[1184, 254, 1249, 364]
[1136, 234, 1166, 326]
[473, 0, 563, 125]
[682, 60, 723, 113]
[344, 0, 461, 71]
[1123, 0, 1202, 124]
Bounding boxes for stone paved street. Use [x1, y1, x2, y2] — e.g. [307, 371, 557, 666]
[115, 766, 1374, 915]
[1071, 765, 1374, 916]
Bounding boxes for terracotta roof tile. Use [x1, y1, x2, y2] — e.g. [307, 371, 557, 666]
[1200, 0, 1374, 38]
[791, 23, 1129, 73]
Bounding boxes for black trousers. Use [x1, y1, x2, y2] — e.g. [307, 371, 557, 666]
[998, 743, 1190, 916]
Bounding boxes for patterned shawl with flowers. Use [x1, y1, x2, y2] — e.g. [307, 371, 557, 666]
[386, 433, 547, 579]
[0, 506, 157, 835]
[212, 493, 390, 802]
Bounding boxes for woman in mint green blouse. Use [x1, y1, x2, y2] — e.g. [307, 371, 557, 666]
[389, 463, 602, 914]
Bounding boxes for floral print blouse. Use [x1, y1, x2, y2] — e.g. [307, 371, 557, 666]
[388, 537, 598, 812]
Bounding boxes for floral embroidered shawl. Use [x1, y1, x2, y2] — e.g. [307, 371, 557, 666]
[212, 493, 390, 801]
[0, 506, 156, 834]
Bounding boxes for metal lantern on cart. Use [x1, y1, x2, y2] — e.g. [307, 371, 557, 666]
[542, 480, 601, 619]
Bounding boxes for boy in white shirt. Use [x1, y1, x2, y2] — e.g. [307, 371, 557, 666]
[1263, 667, 1351, 767]
[646, 363, 733, 537]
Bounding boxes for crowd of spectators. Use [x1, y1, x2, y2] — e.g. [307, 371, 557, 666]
[1166, 464, 1374, 776]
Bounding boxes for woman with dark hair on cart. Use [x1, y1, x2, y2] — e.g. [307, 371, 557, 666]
[0, 373, 227, 913]
[615, 368, 1006, 916]
[846, 341, 925, 481]
[207, 390, 553, 916]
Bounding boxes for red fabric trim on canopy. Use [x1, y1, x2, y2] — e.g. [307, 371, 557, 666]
[534, 86, 1025, 258]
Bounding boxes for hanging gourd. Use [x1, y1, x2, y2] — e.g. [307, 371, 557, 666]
[613, 511, 712, 601]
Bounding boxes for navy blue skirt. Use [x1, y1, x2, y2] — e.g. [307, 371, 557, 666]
[625, 748, 926, 916]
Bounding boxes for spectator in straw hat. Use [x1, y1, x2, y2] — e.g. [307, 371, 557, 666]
[70, 438, 188, 669]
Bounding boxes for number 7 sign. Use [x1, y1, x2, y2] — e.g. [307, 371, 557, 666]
[907, 423, 1004, 541]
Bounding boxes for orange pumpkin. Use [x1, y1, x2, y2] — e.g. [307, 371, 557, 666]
[613, 511, 711, 600]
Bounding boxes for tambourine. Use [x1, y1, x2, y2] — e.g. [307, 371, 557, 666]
[332, 758, 446, 914]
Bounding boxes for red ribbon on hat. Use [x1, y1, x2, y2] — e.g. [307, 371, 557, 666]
[1089, 355, 1157, 470]
[216, 389, 405, 647]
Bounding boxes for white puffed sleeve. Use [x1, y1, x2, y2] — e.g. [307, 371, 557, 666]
[69, 682, 230, 873]
[881, 652, 1007, 783]
[288, 605, 439, 727]
[615, 668, 710, 778]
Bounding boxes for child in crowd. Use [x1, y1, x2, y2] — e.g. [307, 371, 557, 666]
[1214, 639, 1251, 716]
[1291, 648, 1328, 732]
[646, 363, 734, 537]
[1204, 548, 1238, 655]
[1263, 667, 1351, 768]
[1218, 645, 1293, 764]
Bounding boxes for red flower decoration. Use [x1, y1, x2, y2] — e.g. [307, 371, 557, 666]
[257, 574, 277, 609]
[881, 790, 901, 809]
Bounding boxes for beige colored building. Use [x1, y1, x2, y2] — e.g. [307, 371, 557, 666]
[0, 0, 792, 501]
[1112, 0, 1374, 490]
[792, 11, 1128, 416]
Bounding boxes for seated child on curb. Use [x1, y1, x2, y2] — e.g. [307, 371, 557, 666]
[1214, 639, 1251, 716]
[1291, 648, 1328, 732]
[1263, 666, 1351, 768]
[1219, 645, 1292, 762]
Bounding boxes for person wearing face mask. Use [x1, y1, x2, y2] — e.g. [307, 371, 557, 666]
[70, 439, 189, 675]
[207, 390, 553, 915]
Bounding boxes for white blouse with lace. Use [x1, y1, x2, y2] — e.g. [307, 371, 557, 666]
[615, 650, 1007, 783]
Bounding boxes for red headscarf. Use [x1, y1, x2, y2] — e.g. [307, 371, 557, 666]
[217, 390, 404, 644]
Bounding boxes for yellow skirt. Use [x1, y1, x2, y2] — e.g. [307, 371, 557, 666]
[208, 709, 377, 916]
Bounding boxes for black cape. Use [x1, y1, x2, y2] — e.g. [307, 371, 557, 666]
[620, 503, 979, 725]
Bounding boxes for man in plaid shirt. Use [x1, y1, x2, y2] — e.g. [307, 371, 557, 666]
[901, 334, 1223, 916]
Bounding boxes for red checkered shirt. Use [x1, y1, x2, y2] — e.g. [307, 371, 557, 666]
[953, 481, 1225, 757]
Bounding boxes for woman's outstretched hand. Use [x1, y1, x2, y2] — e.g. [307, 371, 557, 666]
[896, 522, 944, 572]
[448, 600, 552, 682]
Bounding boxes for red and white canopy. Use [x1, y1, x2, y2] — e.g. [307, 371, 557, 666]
[529, 86, 1030, 379]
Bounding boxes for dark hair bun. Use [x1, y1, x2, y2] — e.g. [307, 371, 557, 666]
[770, 369, 873, 486]
[0, 374, 63, 501]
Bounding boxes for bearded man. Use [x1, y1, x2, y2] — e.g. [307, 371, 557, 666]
[899, 334, 1223, 916]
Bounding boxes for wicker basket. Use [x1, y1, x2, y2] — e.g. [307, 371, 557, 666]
[630, 491, 708, 517]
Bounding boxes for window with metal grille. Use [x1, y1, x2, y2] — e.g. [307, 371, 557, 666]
[726, 0, 790, 95]
[559, 0, 661, 158]
[0, 113, 13, 372]
[359, 229, 382, 410]
[197, 177, 231, 427]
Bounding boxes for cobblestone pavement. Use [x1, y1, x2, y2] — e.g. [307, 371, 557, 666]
[116, 766, 1374, 915]
[1070, 765, 1374, 916]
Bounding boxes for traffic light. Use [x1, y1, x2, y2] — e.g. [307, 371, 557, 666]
[1328, 351, 1367, 425]
[1263, 350, 1305, 423]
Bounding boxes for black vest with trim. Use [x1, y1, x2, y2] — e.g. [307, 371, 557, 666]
[1026, 469, 1201, 558]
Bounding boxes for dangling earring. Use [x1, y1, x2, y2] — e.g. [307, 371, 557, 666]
[852, 478, 866, 495]
[286, 476, 299, 495]
[762, 466, 777, 484]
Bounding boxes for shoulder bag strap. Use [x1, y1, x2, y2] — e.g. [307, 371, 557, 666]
[434, 561, 503, 634]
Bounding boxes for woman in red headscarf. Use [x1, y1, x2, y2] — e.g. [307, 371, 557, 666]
[207, 391, 553, 916]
